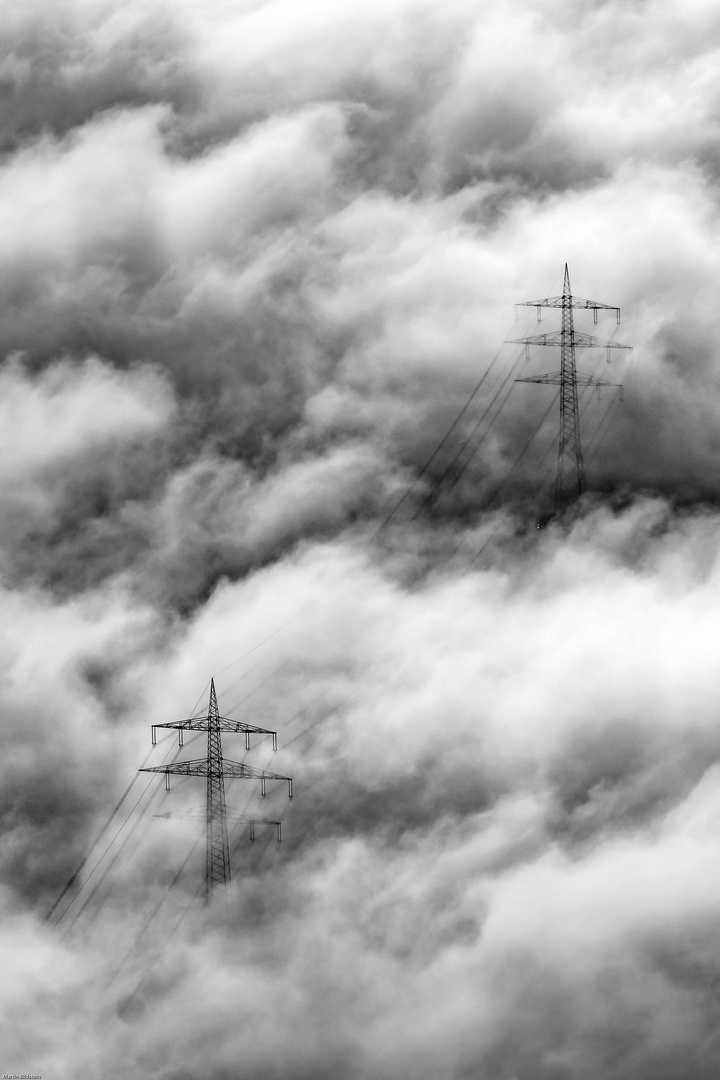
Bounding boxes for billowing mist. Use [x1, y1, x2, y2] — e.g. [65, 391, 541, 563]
[3, 1, 720, 1077]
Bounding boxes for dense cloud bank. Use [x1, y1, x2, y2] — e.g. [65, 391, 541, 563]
[6, 506, 720, 1079]
[2, 0, 720, 1077]
[2, 0, 720, 607]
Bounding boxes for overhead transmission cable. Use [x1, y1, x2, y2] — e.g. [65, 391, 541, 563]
[427, 389, 560, 569]
[404, 345, 526, 525]
[483, 389, 560, 506]
[115, 873, 206, 1005]
[370, 346, 504, 538]
[212, 608, 310, 680]
[518, 371, 621, 504]
[106, 834, 204, 991]
[85, 307, 571, 956]
[79, 770, 196, 934]
[48, 733, 200, 934]
[437, 351, 526, 497]
[61, 784, 164, 938]
[53, 778, 157, 935]
[44, 734, 173, 925]
[72, 737, 203, 934]
[585, 395, 622, 466]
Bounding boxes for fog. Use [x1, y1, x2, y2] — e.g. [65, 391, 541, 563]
[2, 1, 720, 1077]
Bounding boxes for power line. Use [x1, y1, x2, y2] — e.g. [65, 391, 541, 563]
[442, 359, 525, 495]
[61, 783, 163, 938]
[212, 609, 310, 680]
[370, 347, 505, 538]
[106, 835, 203, 991]
[406, 347, 526, 523]
[49, 734, 200, 933]
[482, 390, 561, 506]
[55, 777, 157, 934]
[585, 394, 623, 467]
[114, 874, 206, 1006]
[44, 734, 172, 925]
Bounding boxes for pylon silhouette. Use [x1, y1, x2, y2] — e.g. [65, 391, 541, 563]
[508, 264, 631, 505]
[140, 679, 292, 897]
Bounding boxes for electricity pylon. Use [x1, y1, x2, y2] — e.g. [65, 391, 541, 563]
[508, 264, 631, 505]
[140, 679, 293, 897]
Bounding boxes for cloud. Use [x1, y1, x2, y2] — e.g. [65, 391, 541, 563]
[1, 0, 720, 1077]
[7, 505, 715, 1076]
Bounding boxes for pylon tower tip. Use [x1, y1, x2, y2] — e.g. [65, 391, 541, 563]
[209, 677, 219, 717]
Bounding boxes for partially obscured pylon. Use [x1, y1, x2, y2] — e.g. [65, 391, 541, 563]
[508, 264, 630, 505]
[140, 679, 292, 898]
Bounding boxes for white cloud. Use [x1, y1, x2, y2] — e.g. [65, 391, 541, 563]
[0, 0, 719, 1076]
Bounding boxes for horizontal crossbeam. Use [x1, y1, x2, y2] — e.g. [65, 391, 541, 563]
[507, 331, 631, 349]
[152, 716, 278, 751]
[517, 295, 619, 313]
[516, 370, 622, 385]
[141, 758, 293, 797]
[155, 807, 283, 840]
[516, 371, 624, 400]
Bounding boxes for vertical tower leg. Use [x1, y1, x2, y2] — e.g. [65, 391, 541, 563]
[554, 264, 586, 506]
[206, 679, 231, 898]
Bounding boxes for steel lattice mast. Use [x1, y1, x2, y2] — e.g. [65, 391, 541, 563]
[206, 680, 230, 890]
[507, 264, 631, 505]
[140, 679, 293, 898]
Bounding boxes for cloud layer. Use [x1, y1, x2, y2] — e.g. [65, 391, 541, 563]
[2, 0, 720, 1078]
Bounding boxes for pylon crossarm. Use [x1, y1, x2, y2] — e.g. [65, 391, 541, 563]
[140, 758, 210, 777]
[223, 760, 294, 798]
[156, 716, 276, 734]
[517, 371, 623, 388]
[150, 716, 279, 751]
[575, 372, 624, 387]
[154, 717, 278, 735]
[222, 761, 291, 782]
[517, 295, 620, 313]
[507, 332, 631, 349]
[516, 372, 563, 385]
[228, 813, 281, 825]
[141, 759, 293, 796]
[175, 808, 283, 839]
[576, 374, 624, 401]
[141, 760, 290, 780]
[155, 807, 280, 825]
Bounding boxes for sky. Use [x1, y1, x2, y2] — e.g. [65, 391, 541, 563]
[3, 0, 720, 1077]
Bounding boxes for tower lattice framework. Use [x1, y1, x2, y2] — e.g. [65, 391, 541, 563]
[508, 264, 631, 505]
[140, 679, 293, 897]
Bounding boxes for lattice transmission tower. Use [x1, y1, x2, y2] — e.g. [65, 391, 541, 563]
[508, 264, 631, 505]
[140, 679, 293, 898]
